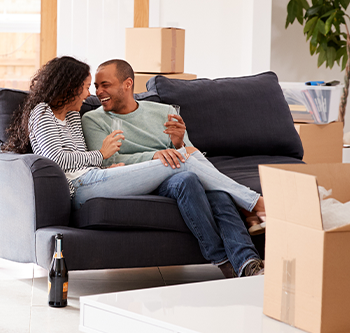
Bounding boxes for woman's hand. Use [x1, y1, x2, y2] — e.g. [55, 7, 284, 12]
[99, 130, 124, 159]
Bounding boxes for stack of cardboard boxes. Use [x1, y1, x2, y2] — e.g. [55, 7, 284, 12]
[125, 27, 197, 94]
[261, 84, 349, 333]
[279, 82, 344, 164]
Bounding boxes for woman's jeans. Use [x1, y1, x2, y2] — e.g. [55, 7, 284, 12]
[71, 149, 260, 212]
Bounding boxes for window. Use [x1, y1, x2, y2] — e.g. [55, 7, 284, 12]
[0, 0, 41, 90]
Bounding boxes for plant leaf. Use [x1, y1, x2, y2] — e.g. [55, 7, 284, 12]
[306, 5, 322, 16]
[325, 12, 337, 34]
[311, 27, 319, 46]
[327, 47, 337, 68]
[296, 1, 305, 24]
[336, 46, 347, 59]
[316, 18, 326, 35]
[304, 16, 318, 34]
[318, 48, 327, 67]
[340, 0, 350, 10]
[342, 52, 348, 70]
[286, 0, 298, 27]
[310, 42, 317, 55]
[320, 9, 336, 19]
[299, 0, 310, 9]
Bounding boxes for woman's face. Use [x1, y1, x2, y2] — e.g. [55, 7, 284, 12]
[68, 74, 92, 111]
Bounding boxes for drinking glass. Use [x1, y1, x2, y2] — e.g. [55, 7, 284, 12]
[111, 118, 123, 141]
[167, 104, 180, 148]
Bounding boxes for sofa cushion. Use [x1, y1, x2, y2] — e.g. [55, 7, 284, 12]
[146, 72, 304, 159]
[0, 88, 28, 146]
[71, 195, 191, 233]
[209, 155, 305, 194]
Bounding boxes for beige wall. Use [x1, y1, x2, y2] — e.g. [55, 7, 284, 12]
[271, 0, 350, 133]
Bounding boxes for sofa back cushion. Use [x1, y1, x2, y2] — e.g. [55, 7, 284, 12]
[0, 88, 28, 146]
[146, 72, 303, 159]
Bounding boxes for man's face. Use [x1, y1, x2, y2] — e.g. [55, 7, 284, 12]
[94, 64, 125, 113]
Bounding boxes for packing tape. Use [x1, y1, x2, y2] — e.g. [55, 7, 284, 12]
[281, 259, 296, 327]
[171, 28, 176, 72]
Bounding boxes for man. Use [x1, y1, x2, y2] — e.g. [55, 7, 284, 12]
[82, 59, 265, 278]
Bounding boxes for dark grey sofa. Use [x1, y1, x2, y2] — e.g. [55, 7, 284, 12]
[0, 71, 304, 271]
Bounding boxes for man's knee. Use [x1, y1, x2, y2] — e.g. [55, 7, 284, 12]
[157, 172, 203, 198]
[168, 172, 202, 192]
[207, 191, 232, 205]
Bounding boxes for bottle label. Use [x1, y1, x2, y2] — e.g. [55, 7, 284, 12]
[53, 252, 64, 259]
[63, 282, 68, 300]
[48, 281, 51, 295]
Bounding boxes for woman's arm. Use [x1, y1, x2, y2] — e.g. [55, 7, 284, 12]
[29, 104, 103, 172]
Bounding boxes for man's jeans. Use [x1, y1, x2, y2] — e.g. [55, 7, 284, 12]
[155, 172, 260, 275]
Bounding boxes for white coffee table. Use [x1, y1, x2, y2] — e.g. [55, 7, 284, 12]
[79, 275, 305, 333]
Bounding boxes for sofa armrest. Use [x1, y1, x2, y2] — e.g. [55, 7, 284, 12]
[0, 152, 71, 263]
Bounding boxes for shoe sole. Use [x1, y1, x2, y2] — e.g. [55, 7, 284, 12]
[248, 223, 266, 236]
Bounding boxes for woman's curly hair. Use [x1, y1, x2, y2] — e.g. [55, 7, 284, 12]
[2, 56, 90, 153]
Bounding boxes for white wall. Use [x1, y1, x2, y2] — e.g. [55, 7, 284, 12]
[57, 0, 133, 80]
[270, 0, 350, 132]
[57, 0, 272, 80]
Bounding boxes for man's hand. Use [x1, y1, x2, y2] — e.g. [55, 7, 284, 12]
[153, 149, 186, 168]
[164, 114, 186, 149]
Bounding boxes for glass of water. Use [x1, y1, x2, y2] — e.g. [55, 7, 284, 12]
[111, 118, 123, 141]
[167, 105, 180, 148]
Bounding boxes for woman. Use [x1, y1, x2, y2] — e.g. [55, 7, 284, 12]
[3, 56, 265, 219]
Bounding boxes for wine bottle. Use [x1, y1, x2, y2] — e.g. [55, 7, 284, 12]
[48, 233, 68, 307]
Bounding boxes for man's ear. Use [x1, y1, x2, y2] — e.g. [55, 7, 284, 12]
[124, 77, 134, 91]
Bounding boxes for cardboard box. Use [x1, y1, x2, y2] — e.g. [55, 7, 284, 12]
[126, 28, 185, 73]
[279, 82, 343, 124]
[259, 163, 350, 333]
[295, 122, 343, 164]
[134, 73, 197, 94]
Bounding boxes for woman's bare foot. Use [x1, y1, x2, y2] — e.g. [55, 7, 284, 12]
[252, 196, 265, 214]
[184, 146, 198, 159]
[185, 146, 198, 154]
[242, 197, 266, 235]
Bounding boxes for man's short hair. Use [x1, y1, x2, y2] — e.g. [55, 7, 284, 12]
[98, 59, 135, 91]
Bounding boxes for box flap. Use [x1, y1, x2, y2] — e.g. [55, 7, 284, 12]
[259, 165, 323, 230]
[326, 223, 350, 233]
[259, 163, 350, 231]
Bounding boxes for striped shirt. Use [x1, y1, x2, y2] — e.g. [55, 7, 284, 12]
[29, 103, 103, 197]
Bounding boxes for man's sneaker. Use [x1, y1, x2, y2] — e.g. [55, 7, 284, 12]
[218, 261, 238, 278]
[241, 259, 264, 277]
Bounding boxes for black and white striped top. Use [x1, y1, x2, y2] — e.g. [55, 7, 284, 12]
[29, 103, 103, 197]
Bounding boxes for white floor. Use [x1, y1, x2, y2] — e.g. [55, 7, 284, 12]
[0, 258, 224, 333]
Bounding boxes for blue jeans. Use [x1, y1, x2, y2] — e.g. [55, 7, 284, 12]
[155, 172, 260, 275]
[71, 149, 260, 212]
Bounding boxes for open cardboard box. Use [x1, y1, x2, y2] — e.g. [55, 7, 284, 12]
[259, 163, 350, 333]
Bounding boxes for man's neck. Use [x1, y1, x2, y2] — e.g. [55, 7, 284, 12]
[113, 99, 138, 115]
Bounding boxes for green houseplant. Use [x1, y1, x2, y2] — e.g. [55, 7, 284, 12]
[286, 0, 350, 124]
